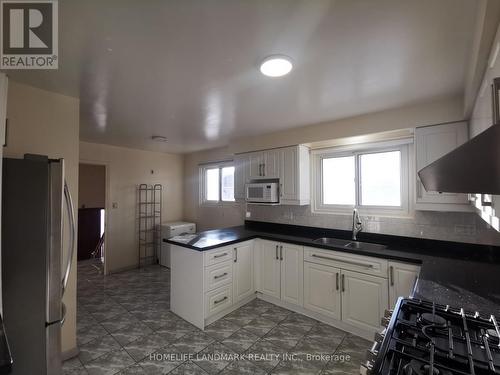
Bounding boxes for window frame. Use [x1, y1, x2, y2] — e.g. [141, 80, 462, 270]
[199, 161, 236, 206]
[312, 142, 411, 217]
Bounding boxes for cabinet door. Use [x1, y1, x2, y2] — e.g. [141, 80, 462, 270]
[249, 152, 263, 178]
[415, 122, 469, 205]
[279, 147, 298, 201]
[304, 262, 341, 320]
[259, 240, 281, 299]
[341, 270, 388, 332]
[233, 242, 254, 303]
[280, 244, 303, 306]
[388, 262, 420, 308]
[264, 149, 280, 178]
[234, 154, 249, 200]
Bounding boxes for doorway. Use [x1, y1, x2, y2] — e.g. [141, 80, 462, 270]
[78, 163, 106, 271]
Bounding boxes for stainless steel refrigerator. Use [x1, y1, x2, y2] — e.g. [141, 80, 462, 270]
[2, 154, 76, 375]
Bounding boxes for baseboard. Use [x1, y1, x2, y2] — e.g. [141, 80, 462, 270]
[257, 293, 374, 341]
[108, 264, 139, 274]
[204, 294, 257, 327]
[61, 346, 79, 361]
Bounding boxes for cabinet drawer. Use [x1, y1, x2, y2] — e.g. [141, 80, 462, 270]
[304, 247, 387, 277]
[205, 261, 233, 292]
[205, 285, 232, 318]
[204, 247, 233, 267]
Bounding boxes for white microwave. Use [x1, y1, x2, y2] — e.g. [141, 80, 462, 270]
[246, 182, 279, 203]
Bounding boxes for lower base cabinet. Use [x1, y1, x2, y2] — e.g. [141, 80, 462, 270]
[388, 261, 420, 307]
[304, 262, 341, 320]
[258, 240, 304, 307]
[341, 269, 389, 332]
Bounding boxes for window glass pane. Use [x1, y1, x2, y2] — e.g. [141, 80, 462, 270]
[322, 156, 355, 205]
[205, 168, 219, 201]
[221, 166, 235, 201]
[360, 151, 401, 206]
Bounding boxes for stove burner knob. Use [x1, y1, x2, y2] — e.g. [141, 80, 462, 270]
[384, 309, 393, 318]
[374, 332, 385, 343]
[381, 316, 390, 327]
[360, 362, 373, 375]
[366, 349, 378, 362]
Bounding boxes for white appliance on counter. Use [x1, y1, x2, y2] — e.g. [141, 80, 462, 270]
[160, 221, 196, 268]
[245, 181, 279, 203]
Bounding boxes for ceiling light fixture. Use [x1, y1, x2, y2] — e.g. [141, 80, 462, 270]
[260, 55, 293, 77]
[151, 135, 168, 142]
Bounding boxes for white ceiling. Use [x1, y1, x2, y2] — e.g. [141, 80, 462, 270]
[5, 0, 478, 153]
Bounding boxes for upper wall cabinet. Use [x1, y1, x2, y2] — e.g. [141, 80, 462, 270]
[234, 145, 310, 205]
[415, 122, 471, 212]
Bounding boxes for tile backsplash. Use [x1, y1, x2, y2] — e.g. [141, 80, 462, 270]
[246, 204, 500, 246]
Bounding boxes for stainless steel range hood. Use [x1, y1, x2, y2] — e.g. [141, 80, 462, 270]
[418, 123, 500, 195]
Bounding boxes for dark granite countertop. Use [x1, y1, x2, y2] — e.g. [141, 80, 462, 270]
[165, 220, 500, 317]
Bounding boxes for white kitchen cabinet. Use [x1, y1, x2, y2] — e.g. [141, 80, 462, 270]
[280, 243, 303, 306]
[341, 269, 388, 332]
[259, 240, 281, 299]
[304, 261, 341, 320]
[279, 145, 310, 205]
[232, 241, 254, 304]
[248, 152, 264, 179]
[233, 144, 310, 205]
[388, 261, 420, 308]
[258, 240, 303, 307]
[415, 122, 471, 211]
[234, 154, 250, 200]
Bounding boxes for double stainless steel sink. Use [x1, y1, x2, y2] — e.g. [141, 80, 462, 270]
[313, 237, 386, 252]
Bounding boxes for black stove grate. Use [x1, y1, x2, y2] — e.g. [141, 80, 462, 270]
[374, 299, 500, 375]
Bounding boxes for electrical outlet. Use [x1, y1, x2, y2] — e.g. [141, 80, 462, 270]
[245, 211, 251, 218]
[112, 202, 118, 209]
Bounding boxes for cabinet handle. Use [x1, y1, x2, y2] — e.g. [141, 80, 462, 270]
[341, 274, 345, 292]
[335, 272, 339, 291]
[389, 266, 394, 286]
[311, 254, 374, 269]
[234, 248, 237, 263]
[214, 296, 228, 305]
[275, 245, 279, 260]
[280, 183, 283, 197]
[213, 253, 228, 259]
[280, 245, 283, 261]
[214, 272, 228, 280]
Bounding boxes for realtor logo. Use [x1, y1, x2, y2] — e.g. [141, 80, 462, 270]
[0, 0, 58, 69]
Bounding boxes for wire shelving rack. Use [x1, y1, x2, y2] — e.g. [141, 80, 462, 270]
[138, 184, 162, 267]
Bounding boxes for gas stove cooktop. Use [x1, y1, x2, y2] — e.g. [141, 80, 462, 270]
[362, 298, 500, 375]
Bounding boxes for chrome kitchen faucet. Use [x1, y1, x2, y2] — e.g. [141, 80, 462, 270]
[352, 208, 363, 241]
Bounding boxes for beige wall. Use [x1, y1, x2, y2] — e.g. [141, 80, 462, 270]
[4, 81, 79, 354]
[183, 146, 244, 231]
[79, 141, 184, 273]
[229, 95, 464, 153]
[79, 163, 105, 208]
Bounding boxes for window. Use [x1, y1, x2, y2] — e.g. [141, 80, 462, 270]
[200, 162, 235, 204]
[314, 143, 409, 216]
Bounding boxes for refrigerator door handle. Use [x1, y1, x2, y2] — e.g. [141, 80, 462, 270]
[60, 302, 66, 325]
[62, 181, 76, 296]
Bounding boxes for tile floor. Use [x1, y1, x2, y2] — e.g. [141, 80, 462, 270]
[64, 259, 369, 375]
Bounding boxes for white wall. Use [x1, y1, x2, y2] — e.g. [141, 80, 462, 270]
[4, 81, 79, 354]
[79, 141, 184, 273]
